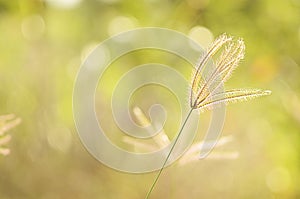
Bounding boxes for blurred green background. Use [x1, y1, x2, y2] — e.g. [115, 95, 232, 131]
[0, 0, 300, 198]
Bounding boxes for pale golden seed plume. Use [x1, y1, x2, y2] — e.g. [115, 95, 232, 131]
[0, 134, 11, 145]
[122, 106, 170, 152]
[0, 114, 21, 156]
[124, 107, 237, 162]
[197, 89, 271, 112]
[190, 33, 232, 108]
[178, 135, 238, 165]
[0, 148, 10, 156]
[190, 33, 271, 111]
[0, 115, 22, 136]
[132, 106, 170, 147]
[146, 33, 271, 199]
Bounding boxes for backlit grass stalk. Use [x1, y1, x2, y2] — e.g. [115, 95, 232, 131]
[145, 33, 271, 199]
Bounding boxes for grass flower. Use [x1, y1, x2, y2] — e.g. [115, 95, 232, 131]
[144, 33, 271, 199]
[178, 135, 238, 165]
[124, 107, 237, 160]
[0, 114, 21, 156]
[123, 106, 170, 152]
[190, 33, 271, 110]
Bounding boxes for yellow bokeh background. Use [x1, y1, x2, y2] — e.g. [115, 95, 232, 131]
[0, 0, 300, 198]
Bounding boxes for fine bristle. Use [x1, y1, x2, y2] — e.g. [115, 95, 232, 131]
[189, 33, 270, 111]
[197, 89, 271, 112]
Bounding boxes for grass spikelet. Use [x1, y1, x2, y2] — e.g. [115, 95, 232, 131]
[0, 114, 21, 156]
[198, 89, 272, 112]
[145, 33, 271, 199]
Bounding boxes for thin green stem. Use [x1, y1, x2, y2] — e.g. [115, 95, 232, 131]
[145, 108, 194, 199]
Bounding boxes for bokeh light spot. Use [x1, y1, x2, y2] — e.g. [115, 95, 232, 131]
[266, 167, 291, 193]
[108, 16, 138, 38]
[21, 15, 45, 41]
[81, 42, 100, 63]
[188, 26, 213, 49]
[44, 0, 82, 9]
[81, 43, 110, 71]
[251, 56, 279, 82]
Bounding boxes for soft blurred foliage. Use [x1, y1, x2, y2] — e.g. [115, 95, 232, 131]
[0, 0, 299, 198]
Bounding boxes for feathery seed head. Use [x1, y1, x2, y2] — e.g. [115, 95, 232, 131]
[190, 33, 270, 111]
